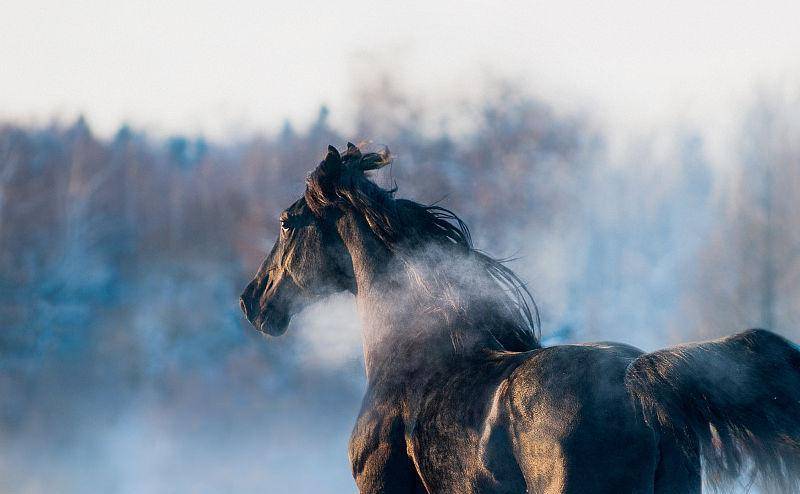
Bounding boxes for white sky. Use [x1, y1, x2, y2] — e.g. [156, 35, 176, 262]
[1, 0, 799, 138]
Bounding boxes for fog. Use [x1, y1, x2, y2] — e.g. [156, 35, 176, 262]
[3, 1, 800, 137]
[2, 76, 800, 493]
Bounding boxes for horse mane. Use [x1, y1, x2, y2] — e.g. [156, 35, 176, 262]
[305, 144, 540, 352]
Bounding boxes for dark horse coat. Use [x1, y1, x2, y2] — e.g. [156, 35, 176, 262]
[241, 144, 800, 493]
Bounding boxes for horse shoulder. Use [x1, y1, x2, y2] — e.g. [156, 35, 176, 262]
[349, 391, 427, 493]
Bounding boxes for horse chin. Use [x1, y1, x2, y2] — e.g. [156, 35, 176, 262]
[257, 313, 290, 336]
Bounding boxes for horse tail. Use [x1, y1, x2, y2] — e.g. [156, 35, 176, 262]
[625, 329, 800, 491]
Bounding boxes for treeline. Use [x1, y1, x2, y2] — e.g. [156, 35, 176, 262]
[0, 83, 602, 391]
[1, 81, 800, 491]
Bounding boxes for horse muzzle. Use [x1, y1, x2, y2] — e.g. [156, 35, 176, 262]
[257, 309, 291, 336]
[239, 293, 289, 336]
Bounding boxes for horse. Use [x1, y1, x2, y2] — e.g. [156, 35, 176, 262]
[240, 143, 800, 493]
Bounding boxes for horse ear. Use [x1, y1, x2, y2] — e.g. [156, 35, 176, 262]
[306, 145, 343, 212]
[344, 142, 362, 160]
[319, 145, 342, 176]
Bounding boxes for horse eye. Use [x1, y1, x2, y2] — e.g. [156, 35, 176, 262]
[280, 219, 290, 233]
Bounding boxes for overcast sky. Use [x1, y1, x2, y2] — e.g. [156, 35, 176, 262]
[2, 0, 799, 138]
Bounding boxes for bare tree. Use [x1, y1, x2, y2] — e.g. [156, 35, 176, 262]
[687, 89, 800, 339]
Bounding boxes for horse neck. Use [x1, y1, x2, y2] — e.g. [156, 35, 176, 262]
[335, 210, 491, 382]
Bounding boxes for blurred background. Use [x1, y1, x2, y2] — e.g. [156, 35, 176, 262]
[2, 1, 800, 493]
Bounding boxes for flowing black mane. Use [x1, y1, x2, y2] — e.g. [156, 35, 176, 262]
[304, 144, 540, 352]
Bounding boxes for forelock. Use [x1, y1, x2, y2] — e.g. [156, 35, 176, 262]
[304, 143, 392, 216]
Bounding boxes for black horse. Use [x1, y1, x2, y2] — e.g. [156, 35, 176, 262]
[240, 143, 800, 493]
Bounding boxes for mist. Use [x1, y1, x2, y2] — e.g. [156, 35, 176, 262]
[2, 75, 800, 493]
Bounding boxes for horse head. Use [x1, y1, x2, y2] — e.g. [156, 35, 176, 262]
[239, 143, 389, 336]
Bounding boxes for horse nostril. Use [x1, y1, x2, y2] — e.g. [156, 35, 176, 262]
[239, 297, 249, 319]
